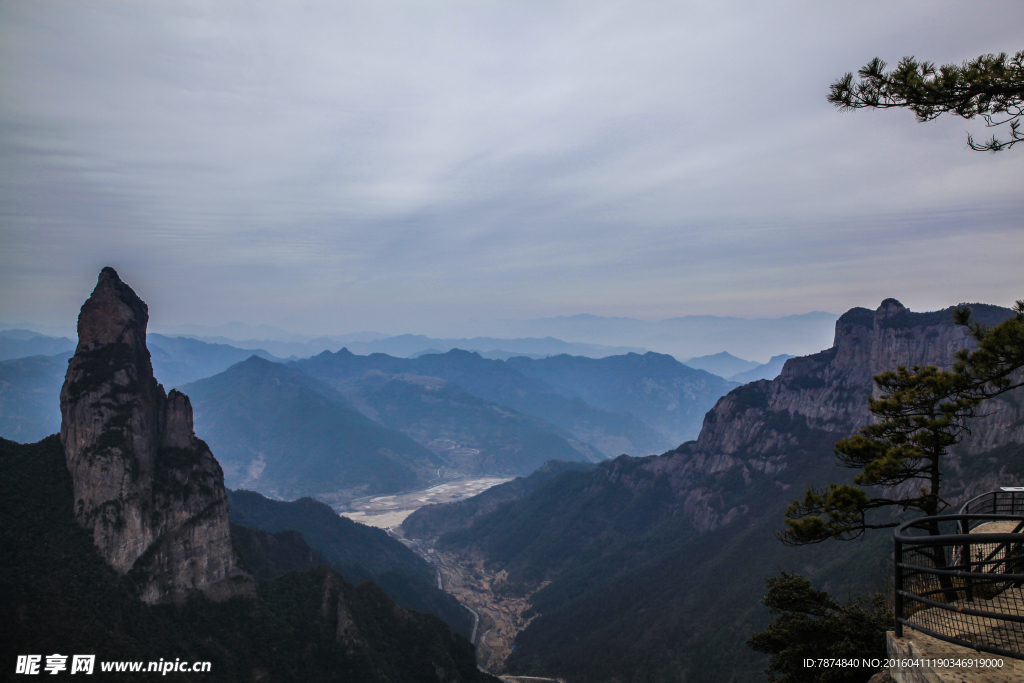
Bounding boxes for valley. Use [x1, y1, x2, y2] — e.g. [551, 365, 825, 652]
[5, 276, 1024, 682]
[341, 474, 514, 528]
[395, 535, 544, 674]
[5, 7, 1020, 681]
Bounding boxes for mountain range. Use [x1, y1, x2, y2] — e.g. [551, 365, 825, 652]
[0, 329, 76, 361]
[0, 335, 778, 505]
[6, 270, 1023, 682]
[7, 308, 836, 363]
[401, 299, 1024, 682]
[506, 352, 736, 447]
[181, 357, 441, 500]
[295, 348, 672, 459]
[3, 268, 495, 682]
[465, 311, 839, 360]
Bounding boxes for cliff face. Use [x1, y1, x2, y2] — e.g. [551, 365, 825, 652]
[667, 298, 1024, 530]
[400, 298, 1022, 682]
[59, 267, 252, 604]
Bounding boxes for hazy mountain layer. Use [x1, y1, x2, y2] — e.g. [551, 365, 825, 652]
[170, 333, 643, 360]
[0, 352, 69, 443]
[403, 299, 1024, 683]
[729, 353, 794, 383]
[0, 329, 75, 360]
[297, 348, 665, 457]
[469, 311, 839, 361]
[506, 351, 735, 447]
[343, 371, 603, 474]
[182, 356, 440, 499]
[0, 334, 283, 443]
[682, 350, 760, 378]
[148, 333, 281, 386]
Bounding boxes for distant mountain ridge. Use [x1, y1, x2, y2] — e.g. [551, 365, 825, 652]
[148, 333, 282, 386]
[0, 351, 70, 442]
[296, 348, 670, 458]
[730, 353, 794, 383]
[0, 329, 75, 360]
[467, 310, 839, 361]
[0, 333, 284, 444]
[171, 333, 644, 360]
[506, 352, 736, 447]
[181, 356, 440, 500]
[401, 299, 1024, 683]
[682, 351, 760, 378]
[3, 269, 496, 682]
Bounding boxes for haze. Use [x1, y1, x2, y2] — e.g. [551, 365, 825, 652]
[1, 1, 1021, 338]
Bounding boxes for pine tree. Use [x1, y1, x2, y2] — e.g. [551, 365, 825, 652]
[829, 50, 1024, 151]
[780, 302, 1024, 546]
[747, 572, 890, 683]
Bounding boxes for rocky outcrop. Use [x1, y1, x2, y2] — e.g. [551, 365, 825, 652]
[665, 299, 1024, 530]
[693, 300, 1022, 453]
[59, 267, 253, 604]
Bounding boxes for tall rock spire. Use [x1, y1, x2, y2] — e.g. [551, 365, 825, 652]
[60, 267, 252, 603]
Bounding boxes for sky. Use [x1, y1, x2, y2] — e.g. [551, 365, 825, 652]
[1, 0, 1022, 338]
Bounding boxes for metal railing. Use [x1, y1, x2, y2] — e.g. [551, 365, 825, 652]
[960, 489, 1024, 520]
[894, 505, 1024, 659]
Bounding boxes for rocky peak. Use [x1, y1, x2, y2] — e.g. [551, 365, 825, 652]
[60, 268, 252, 604]
[875, 298, 909, 322]
[666, 298, 1023, 531]
[76, 266, 149, 352]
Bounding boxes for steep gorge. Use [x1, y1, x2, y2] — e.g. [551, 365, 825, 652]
[402, 299, 1024, 682]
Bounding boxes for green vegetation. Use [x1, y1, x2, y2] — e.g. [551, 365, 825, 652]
[418, 432, 889, 683]
[782, 303, 1024, 545]
[227, 489, 473, 636]
[1, 435, 494, 682]
[747, 572, 890, 683]
[830, 49, 1024, 150]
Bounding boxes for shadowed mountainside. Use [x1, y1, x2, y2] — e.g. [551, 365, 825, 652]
[402, 299, 1024, 683]
[506, 351, 736, 447]
[297, 348, 668, 457]
[1, 436, 495, 682]
[181, 356, 440, 500]
[227, 489, 474, 636]
[4, 267, 496, 682]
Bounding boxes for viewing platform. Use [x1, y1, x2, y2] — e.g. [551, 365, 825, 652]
[887, 489, 1024, 682]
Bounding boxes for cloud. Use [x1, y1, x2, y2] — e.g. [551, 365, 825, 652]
[1, 0, 1021, 334]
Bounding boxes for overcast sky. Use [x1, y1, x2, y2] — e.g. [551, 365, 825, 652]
[1, 1, 1021, 337]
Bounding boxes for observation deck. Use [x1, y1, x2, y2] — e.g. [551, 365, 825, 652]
[887, 489, 1024, 682]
